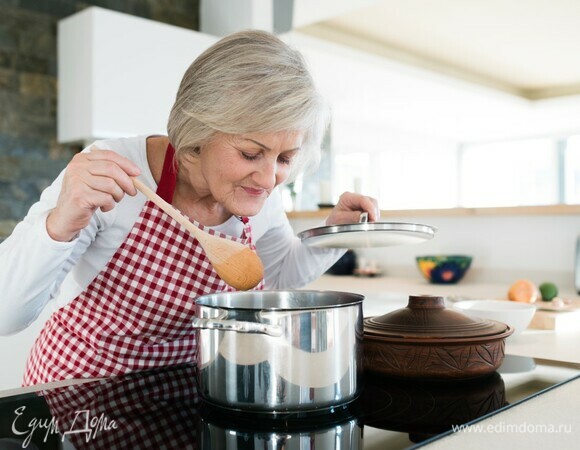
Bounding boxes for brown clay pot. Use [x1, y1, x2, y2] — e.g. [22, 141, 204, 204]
[363, 295, 513, 380]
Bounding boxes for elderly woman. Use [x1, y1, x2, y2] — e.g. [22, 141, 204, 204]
[0, 30, 378, 386]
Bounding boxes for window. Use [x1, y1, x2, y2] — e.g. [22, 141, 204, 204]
[376, 144, 457, 210]
[460, 139, 559, 207]
[332, 130, 458, 210]
[330, 135, 568, 210]
[565, 135, 580, 204]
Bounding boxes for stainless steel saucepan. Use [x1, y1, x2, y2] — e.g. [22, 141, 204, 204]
[192, 290, 364, 413]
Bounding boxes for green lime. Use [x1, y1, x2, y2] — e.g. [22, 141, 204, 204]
[539, 282, 558, 301]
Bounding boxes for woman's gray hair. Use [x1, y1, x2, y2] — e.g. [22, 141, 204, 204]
[167, 29, 329, 180]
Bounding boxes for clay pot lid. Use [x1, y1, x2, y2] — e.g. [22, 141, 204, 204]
[364, 295, 511, 342]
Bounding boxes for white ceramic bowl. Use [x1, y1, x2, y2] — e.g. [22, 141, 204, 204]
[453, 300, 536, 337]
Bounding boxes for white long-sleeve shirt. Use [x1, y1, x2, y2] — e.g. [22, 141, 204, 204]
[0, 136, 343, 336]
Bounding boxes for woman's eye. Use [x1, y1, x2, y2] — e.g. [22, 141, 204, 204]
[278, 156, 291, 165]
[241, 152, 259, 161]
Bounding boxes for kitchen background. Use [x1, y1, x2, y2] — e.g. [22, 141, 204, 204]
[1, 0, 580, 389]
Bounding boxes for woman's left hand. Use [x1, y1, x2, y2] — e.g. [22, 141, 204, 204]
[325, 192, 380, 226]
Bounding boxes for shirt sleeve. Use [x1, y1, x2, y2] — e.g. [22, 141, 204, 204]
[255, 190, 346, 290]
[0, 157, 109, 336]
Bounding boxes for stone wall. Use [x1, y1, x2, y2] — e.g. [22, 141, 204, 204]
[0, 0, 199, 241]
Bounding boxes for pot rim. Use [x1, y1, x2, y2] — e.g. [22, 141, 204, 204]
[364, 324, 514, 344]
[195, 289, 364, 311]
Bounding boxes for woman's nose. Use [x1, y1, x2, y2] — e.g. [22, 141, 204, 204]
[254, 159, 278, 189]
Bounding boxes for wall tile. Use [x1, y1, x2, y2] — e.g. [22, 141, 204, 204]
[0, 68, 18, 91]
[19, 0, 77, 17]
[19, 72, 55, 97]
[0, 156, 22, 181]
[19, 22, 56, 59]
[0, 219, 18, 240]
[13, 53, 50, 74]
[0, 21, 19, 52]
[0, 49, 12, 69]
[16, 115, 55, 138]
[0, 133, 50, 157]
[0, 1, 19, 7]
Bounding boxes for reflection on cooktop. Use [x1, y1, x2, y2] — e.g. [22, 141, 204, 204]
[0, 356, 576, 450]
[353, 371, 506, 444]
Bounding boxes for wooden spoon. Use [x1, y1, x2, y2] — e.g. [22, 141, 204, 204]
[132, 177, 264, 291]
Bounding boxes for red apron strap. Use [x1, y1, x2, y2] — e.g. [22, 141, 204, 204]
[156, 143, 178, 203]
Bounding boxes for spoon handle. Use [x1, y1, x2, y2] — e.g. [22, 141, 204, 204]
[132, 177, 203, 241]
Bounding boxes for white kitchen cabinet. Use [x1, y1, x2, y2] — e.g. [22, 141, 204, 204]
[58, 7, 217, 145]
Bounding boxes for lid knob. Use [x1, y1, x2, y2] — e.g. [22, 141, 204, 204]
[407, 295, 445, 309]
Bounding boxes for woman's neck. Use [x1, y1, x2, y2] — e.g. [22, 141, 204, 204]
[146, 136, 231, 226]
[145, 135, 170, 184]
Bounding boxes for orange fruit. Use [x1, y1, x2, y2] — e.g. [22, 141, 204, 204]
[508, 279, 538, 303]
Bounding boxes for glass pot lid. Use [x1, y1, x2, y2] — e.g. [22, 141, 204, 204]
[297, 213, 436, 249]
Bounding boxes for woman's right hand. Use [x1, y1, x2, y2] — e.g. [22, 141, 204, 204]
[46, 147, 141, 242]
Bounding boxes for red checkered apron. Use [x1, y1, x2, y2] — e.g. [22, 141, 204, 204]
[23, 144, 263, 386]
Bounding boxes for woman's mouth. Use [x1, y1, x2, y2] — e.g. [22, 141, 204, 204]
[242, 186, 266, 196]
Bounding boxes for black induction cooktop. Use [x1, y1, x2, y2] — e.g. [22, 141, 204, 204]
[0, 356, 577, 450]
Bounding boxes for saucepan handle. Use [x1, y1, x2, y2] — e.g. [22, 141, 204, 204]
[192, 318, 283, 337]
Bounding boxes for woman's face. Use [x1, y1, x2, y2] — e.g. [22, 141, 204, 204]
[197, 131, 303, 217]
